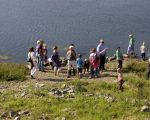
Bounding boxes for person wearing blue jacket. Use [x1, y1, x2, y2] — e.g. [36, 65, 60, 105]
[76, 54, 84, 78]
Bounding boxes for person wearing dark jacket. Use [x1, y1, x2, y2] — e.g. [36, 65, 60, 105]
[51, 46, 61, 76]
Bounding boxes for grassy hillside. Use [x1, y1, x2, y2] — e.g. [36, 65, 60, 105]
[0, 60, 150, 120]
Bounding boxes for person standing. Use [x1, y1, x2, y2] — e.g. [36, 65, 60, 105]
[97, 39, 107, 71]
[38, 40, 45, 72]
[76, 54, 84, 79]
[27, 47, 37, 79]
[115, 47, 123, 69]
[66, 45, 76, 78]
[43, 43, 48, 64]
[127, 34, 135, 55]
[117, 68, 124, 91]
[89, 48, 100, 78]
[140, 42, 147, 61]
[51, 46, 61, 76]
[35, 40, 41, 65]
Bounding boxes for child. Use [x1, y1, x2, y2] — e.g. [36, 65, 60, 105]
[27, 47, 37, 79]
[76, 54, 84, 78]
[83, 59, 90, 74]
[89, 48, 100, 78]
[147, 58, 150, 79]
[51, 46, 61, 76]
[117, 68, 124, 91]
[115, 47, 123, 69]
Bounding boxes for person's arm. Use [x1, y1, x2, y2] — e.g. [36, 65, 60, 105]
[99, 48, 107, 55]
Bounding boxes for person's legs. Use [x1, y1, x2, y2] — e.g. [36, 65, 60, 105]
[127, 45, 131, 55]
[72, 61, 76, 76]
[57, 67, 61, 76]
[90, 66, 94, 78]
[67, 61, 71, 78]
[118, 60, 123, 69]
[41, 57, 44, 72]
[54, 67, 57, 76]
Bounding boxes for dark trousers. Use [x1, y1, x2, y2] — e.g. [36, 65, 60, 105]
[141, 53, 146, 60]
[99, 55, 105, 70]
[118, 60, 123, 69]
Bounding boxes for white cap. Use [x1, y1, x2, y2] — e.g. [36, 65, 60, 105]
[129, 34, 133, 37]
[37, 40, 41, 44]
[100, 39, 104, 43]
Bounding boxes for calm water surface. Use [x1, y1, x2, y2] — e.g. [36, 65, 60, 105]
[0, 0, 150, 62]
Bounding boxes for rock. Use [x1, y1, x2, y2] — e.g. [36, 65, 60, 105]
[54, 117, 59, 120]
[14, 116, 20, 120]
[67, 89, 74, 93]
[63, 108, 71, 112]
[18, 110, 29, 115]
[36, 83, 45, 88]
[21, 92, 28, 97]
[62, 117, 66, 120]
[141, 105, 150, 112]
[85, 93, 94, 97]
[54, 90, 62, 96]
[9, 110, 19, 117]
[1, 112, 7, 118]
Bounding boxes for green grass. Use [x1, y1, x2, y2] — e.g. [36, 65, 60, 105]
[0, 62, 27, 81]
[0, 61, 150, 119]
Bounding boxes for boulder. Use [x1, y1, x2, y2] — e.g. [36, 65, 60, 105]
[141, 105, 150, 112]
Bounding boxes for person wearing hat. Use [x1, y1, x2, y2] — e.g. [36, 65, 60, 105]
[51, 46, 61, 76]
[36, 40, 41, 64]
[97, 39, 107, 71]
[127, 34, 135, 55]
[66, 45, 77, 78]
[140, 42, 147, 61]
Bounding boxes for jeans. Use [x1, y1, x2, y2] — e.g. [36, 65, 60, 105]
[127, 45, 134, 54]
[38, 56, 44, 71]
[141, 53, 146, 60]
[90, 66, 99, 77]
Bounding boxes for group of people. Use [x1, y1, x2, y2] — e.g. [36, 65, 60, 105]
[27, 34, 150, 91]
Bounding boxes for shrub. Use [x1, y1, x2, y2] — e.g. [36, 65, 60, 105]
[0, 62, 27, 81]
[123, 60, 147, 73]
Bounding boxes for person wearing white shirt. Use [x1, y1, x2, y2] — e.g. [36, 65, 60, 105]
[28, 47, 37, 79]
[140, 42, 147, 60]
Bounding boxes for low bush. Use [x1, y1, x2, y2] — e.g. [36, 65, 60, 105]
[0, 62, 27, 81]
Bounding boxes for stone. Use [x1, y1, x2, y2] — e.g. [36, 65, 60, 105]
[36, 83, 45, 88]
[141, 105, 150, 112]
[1, 112, 7, 118]
[21, 92, 28, 97]
[14, 116, 20, 120]
[62, 117, 66, 120]
[54, 117, 59, 120]
[18, 110, 29, 115]
[85, 93, 94, 97]
[63, 108, 71, 112]
[9, 110, 19, 117]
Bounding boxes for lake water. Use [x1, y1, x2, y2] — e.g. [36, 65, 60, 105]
[0, 0, 150, 62]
